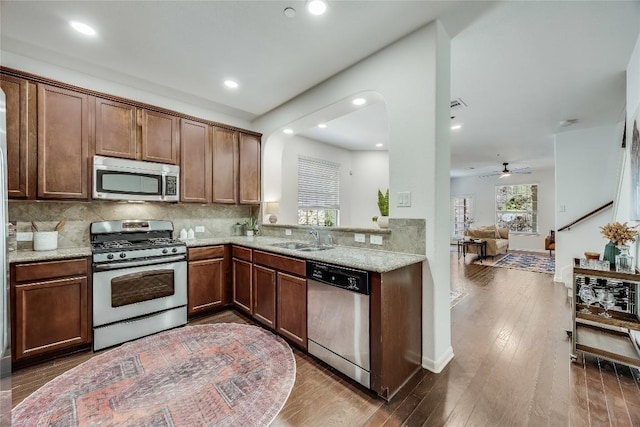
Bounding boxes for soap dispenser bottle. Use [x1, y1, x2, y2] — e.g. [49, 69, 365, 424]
[179, 228, 188, 240]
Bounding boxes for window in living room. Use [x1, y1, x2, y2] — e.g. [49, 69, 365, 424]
[297, 155, 340, 227]
[452, 195, 474, 238]
[495, 184, 538, 233]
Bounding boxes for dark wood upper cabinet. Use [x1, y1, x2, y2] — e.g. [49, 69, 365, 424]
[180, 119, 212, 203]
[140, 109, 179, 165]
[94, 97, 137, 159]
[0, 74, 36, 199]
[37, 84, 90, 200]
[239, 133, 261, 204]
[212, 126, 238, 204]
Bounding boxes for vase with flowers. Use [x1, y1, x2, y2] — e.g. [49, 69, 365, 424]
[600, 221, 638, 271]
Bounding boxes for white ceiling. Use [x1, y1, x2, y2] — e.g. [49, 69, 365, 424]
[1, 1, 639, 177]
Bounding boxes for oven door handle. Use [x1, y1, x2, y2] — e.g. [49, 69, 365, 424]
[93, 255, 186, 272]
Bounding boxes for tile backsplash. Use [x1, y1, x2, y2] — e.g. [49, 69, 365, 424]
[9, 200, 253, 250]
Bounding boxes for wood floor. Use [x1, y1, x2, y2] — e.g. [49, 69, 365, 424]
[10, 251, 640, 426]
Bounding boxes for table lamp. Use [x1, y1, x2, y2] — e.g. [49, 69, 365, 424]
[266, 202, 280, 224]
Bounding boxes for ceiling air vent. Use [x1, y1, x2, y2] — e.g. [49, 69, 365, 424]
[450, 98, 467, 110]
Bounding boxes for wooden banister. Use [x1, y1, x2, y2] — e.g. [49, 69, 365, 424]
[557, 201, 613, 232]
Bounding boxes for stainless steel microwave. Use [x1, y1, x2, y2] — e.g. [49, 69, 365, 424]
[93, 155, 179, 202]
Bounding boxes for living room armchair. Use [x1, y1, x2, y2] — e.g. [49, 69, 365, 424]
[545, 230, 555, 256]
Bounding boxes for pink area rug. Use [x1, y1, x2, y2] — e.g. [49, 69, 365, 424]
[12, 324, 296, 426]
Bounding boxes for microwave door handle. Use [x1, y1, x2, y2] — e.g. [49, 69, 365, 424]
[94, 255, 186, 271]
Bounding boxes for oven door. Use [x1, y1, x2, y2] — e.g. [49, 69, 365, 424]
[93, 260, 187, 327]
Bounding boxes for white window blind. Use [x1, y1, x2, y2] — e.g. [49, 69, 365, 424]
[298, 156, 340, 209]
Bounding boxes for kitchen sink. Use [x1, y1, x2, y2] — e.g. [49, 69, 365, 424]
[270, 242, 333, 252]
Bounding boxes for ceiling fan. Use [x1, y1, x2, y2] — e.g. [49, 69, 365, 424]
[480, 162, 531, 178]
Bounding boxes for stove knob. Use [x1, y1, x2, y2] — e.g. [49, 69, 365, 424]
[171, 247, 178, 253]
[162, 248, 168, 254]
[119, 252, 127, 258]
[107, 254, 114, 260]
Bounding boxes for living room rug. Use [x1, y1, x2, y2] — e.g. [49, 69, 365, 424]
[474, 253, 555, 274]
[12, 324, 296, 427]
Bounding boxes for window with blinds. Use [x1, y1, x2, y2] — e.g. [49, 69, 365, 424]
[297, 155, 340, 226]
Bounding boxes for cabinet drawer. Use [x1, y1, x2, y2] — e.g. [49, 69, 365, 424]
[254, 250, 305, 277]
[14, 258, 88, 282]
[189, 245, 225, 261]
[232, 246, 253, 262]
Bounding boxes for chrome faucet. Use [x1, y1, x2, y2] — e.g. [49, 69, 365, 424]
[309, 227, 320, 245]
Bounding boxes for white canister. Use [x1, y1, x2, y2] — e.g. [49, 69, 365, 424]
[33, 231, 58, 251]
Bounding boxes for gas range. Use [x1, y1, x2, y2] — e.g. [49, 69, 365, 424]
[90, 220, 186, 266]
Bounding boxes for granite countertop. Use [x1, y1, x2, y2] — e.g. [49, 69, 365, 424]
[9, 236, 425, 273]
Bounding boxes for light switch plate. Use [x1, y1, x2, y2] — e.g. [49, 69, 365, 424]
[398, 191, 411, 207]
[195, 226, 205, 233]
[370, 235, 383, 245]
[285, 229, 292, 236]
[354, 233, 365, 243]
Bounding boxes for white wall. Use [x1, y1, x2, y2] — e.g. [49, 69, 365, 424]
[555, 124, 625, 282]
[254, 22, 453, 373]
[451, 167, 555, 251]
[349, 151, 389, 227]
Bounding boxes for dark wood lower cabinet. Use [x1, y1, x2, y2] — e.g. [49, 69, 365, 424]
[253, 265, 276, 329]
[276, 272, 307, 350]
[232, 247, 253, 315]
[187, 246, 228, 316]
[370, 262, 423, 401]
[11, 258, 91, 363]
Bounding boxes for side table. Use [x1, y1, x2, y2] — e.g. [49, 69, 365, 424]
[457, 239, 487, 263]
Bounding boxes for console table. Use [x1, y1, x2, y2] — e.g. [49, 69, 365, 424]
[457, 239, 487, 263]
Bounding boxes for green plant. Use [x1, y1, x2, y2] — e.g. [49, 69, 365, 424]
[245, 217, 255, 230]
[372, 216, 378, 223]
[377, 189, 389, 216]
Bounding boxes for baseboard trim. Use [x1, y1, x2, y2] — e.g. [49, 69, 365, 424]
[422, 346, 454, 373]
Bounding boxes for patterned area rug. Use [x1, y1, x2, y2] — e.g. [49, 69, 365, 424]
[475, 253, 555, 274]
[12, 324, 296, 427]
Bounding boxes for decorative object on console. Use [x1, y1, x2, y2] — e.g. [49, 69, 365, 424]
[11, 324, 296, 427]
[600, 221, 638, 266]
[266, 201, 280, 224]
[376, 188, 389, 229]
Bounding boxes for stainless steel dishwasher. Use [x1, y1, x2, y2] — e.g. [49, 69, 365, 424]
[307, 261, 371, 388]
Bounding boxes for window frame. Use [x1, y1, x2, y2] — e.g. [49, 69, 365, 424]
[495, 183, 538, 234]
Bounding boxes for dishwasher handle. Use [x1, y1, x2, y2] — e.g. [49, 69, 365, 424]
[307, 261, 370, 295]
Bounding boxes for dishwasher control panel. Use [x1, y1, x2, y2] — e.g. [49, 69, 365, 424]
[307, 261, 370, 295]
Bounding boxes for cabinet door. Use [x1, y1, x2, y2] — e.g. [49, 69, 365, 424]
[94, 98, 137, 159]
[188, 257, 225, 316]
[253, 265, 276, 329]
[140, 109, 179, 165]
[14, 276, 90, 360]
[37, 84, 90, 199]
[212, 127, 238, 203]
[277, 272, 307, 349]
[1, 75, 36, 199]
[232, 258, 253, 314]
[239, 133, 261, 204]
[180, 119, 212, 203]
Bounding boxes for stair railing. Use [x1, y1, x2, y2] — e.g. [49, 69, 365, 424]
[557, 201, 613, 232]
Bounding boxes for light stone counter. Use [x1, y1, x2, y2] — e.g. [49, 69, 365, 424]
[186, 236, 425, 273]
[9, 247, 92, 264]
[8, 236, 425, 273]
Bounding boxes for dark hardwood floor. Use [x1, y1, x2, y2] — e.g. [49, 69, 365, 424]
[11, 252, 640, 426]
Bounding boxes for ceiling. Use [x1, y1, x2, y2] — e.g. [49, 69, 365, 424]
[1, 1, 639, 177]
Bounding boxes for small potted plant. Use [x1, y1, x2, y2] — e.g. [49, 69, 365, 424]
[245, 217, 256, 237]
[376, 189, 389, 228]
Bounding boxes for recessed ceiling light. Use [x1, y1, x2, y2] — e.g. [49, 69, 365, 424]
[307, 0, 327, 15]
[375, 143, 384, 148]
[283, 128, 294, 134]
[70, 21, 96, 36]
[224, 80, 239, 89]
[352, 98, 366, 106]
[451, 124, 462, 130]
[283, 7, 296, 18]
[318, 123, 327, 128]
